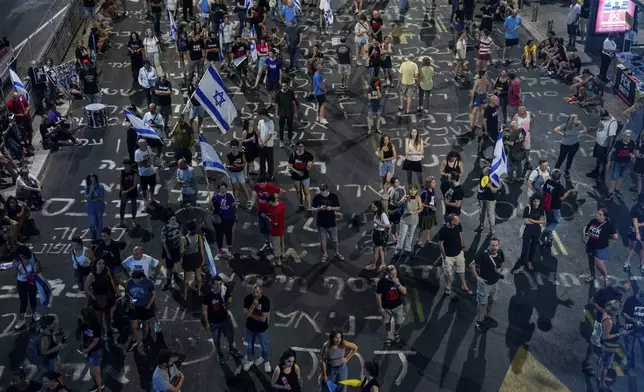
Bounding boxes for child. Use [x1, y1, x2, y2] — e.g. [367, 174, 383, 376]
[523, 40, 537, 68]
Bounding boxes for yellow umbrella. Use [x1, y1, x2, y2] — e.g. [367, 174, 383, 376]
[338, 379, 363, 387]
[480, 176, 489, 187]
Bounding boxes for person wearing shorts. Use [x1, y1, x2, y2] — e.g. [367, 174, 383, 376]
[312, 183, 344, 263]
[125, 270, 156, 353]
[398, 54, 418, 114]
[312, 63, 328, 124]
[503, 10, 522, 63]
[438, 214, 470, 296]
[376, 265, 407, 348]
[161, 214, 181, 290]
[471, 237, 504, 331]
[607, 130, 634, 199]
[367, 78, 382, 135]
[336, 36, 352, 89]
[135, 139, 158, 209]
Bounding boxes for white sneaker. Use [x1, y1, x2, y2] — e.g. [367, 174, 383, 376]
[624, 261, 631, 271]
[242, 360, 253, 372]
[319, 118, 329, 125]
[254, 357, 264, 366]
[14, 319, 25, 330]
[32, 312, 41, 322]
[264, 361, 272, 373]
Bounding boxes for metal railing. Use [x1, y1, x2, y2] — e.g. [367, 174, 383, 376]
[1, 0, 85, 103]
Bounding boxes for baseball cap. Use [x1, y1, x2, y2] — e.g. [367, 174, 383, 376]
[131, 270, 145, 279]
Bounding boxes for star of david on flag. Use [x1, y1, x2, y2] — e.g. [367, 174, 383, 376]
[192, 64, 238, 134]
[8, 66, 29, 103]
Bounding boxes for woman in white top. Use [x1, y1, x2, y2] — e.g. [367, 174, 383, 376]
[13, 245, 44, 329]
[366, 201, 390, 272]
[402, 127, 424, 185]
[354, 14, 370, 65]
[16, 169, 44, 210]
[143, 28, 162, 75]
[512, 106, 536, 170]
[71, 236, 96, 291]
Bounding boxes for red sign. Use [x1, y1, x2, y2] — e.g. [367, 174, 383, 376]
[594, 0, 636, 34]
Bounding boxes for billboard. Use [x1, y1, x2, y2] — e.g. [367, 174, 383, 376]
[594, 0, 636, 34]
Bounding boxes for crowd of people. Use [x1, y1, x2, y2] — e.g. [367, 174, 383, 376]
[3, 0, 644, 391]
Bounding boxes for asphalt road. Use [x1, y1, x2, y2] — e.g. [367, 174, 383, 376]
[0, 1, 643, 392]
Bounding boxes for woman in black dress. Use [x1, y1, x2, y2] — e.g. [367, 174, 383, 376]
[128, 32, 144, 81]
[271, 349, 302, 392]
[361, 361, 380, 392]
[494, 69, 510, 123]
[84, 259, 118, 336]
[241, 119, 259, 177]
[180, 221, 205, 300]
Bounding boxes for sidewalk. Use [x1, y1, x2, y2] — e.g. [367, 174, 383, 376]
[520, 0, 628, 121]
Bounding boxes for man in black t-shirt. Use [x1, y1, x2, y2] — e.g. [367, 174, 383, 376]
[150, 0, 163, 36]
[622, 288, 644, 371]
[275, 80, 297, 146]
[541, 170, 574, 246]
[95, 227, 127, 287]
[312, 183, 343, 263]
[476, 167, 498, 236]
[607, 130, 635, 200]
[205, 31, 221, 63]
[626, 193, 644, 272]
[480, 95, 500, 157]
[582, 280, 630, 373]
[186, 34, 204, 83]
[201, 276, 244, 364]
[230, 37, 250, 79]
[154, 74, 172, 134]
[443, 173, 464, 220]
[78, 59, 102, 103]
[439, 214, 469, 296]
[471, 237, 505, 331]
[376, 265, 407, 346]
[288, 142, 315, 213]
[242, 284, 272, 373]
[336, 37, 352, 89]
[209, 0, 227, 32]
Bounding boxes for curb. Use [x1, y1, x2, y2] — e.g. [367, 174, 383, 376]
[521, 18, 547, 44]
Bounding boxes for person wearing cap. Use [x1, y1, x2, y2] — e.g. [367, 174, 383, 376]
[336, 36, 352, 90]
[622, 288, 644, 372]
[583, 279, 630, 375]
[152, 349, 185, 392]
[586, 109, 618, 182]
[135, 139, 158, 209]
[119, 158, 139, 228]
[125, 268, 156, 353]
[7, 367, 41, 392]
[607, 129, 635, 200]
[397, 54, 418, 115]
[78, 59, 101, 103]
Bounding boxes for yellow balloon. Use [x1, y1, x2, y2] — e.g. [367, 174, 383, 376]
[480, 176, 489, 187]
[338, 379, 363, 387]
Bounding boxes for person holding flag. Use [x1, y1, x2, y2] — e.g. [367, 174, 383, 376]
[320, 0, 333, 35]
[193, 63, 239, 134]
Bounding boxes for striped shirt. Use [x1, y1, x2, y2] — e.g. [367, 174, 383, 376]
[478, 38, 492, 55]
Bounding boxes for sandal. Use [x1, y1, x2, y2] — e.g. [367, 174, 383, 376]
[364, 263, 377, 270]
[462, 287, 473, 295]
[384, 339, 392, 349]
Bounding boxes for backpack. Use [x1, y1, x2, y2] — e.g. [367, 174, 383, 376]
[543, 188, 553, 212]
[26, 332, 43, 365]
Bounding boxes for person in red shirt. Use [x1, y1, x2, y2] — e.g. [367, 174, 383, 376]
[6, 92, 34, 149]
[507, 73, 522, 122]
[267, 195, 286, 266]
[252, 36, 271, 89]
[252, 174, 283, 250]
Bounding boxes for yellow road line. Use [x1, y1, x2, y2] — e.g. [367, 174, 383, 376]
[412, 288, 425, 323]
[552, 231, 568, 256]
[404, 296, 413, 322]
[613, 360, 624, 377]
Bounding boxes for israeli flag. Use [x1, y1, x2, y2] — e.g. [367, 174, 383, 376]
[203, 237, 218, 277]
[199, 135, 229, 176]
[8, 67, 29, 103]
[193, 64, 238, 133]
[249, 26, 258, 64]
[123, 109, 161, 140]
[245, 0, 252, 9]
[36, 275, 53, 307]
[323, 0, 333, 27]
[293, 0, 302, 9]
[489, 131, 508, 186]
[168, 8, 178, 43]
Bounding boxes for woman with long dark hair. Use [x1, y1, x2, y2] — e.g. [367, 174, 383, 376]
[493, 69, 509, 123]
[12, 245, 43, 330]
[417, 176, 437, 247]
[403, 127, 424, 186]
[241, 119, 259, 180]
[512, 195, 545, 273]
[377, 135, 396, 194]
[180, 221, 205, 300]
[79, 307, 104, 392]
[319, 328, 358, 392]
[84, 173, 105, 242]
[84, 259, 117, 337]
[366, 200, 390, 272]
[366, 77, 382, 135]
[71, 236, 95, 291]
[212, 182, 238, 259]
[127, 32, 144, 81]
[271, 348, 302, 391]
[360, 361, 380, 392]
[439, 150, 464, 195]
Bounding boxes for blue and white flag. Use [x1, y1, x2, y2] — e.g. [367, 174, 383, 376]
[199, 135, 229, 176]
[323, 0, 333, 27]
[293, 0, 302, 10]
[249, 26, 258, 64]
[36, 275, 53, 307]
[245, 0, 252, 9]
[193, 65, 238, 133]
[8, 67, 29, 103]
[203, 237, 218, 277]
[489, 131, 508, 186]
[123, 109, 161, 140]
[168, 8, 178, 43]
